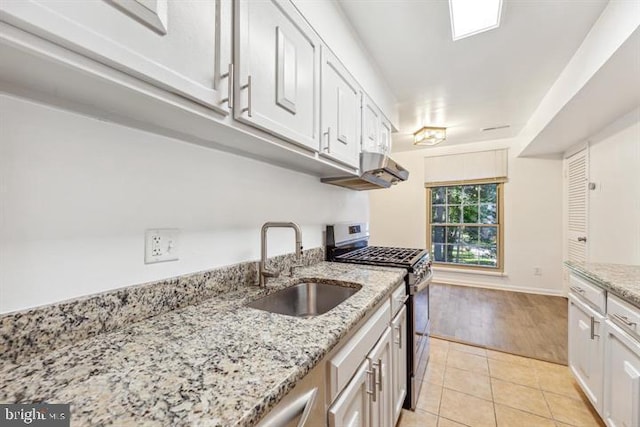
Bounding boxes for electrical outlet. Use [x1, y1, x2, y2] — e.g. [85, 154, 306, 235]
[145, 229, 180, 264]
[534, 267, 542, 276]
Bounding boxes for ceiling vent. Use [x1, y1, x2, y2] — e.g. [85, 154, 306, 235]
[481, 125, 511, 132]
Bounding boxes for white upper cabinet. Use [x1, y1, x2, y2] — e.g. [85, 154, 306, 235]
[362, 93, 395, 155]
[362, 93, 380, 153]
[235, 0, 320, 152]
[320, 46, 361, 168]
[0, 0, 232, 113]
[380, 118, 392, 155]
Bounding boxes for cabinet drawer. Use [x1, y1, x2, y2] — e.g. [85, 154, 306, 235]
[608, 295, 640, 339]
[390, 283, 407, 318]
[569, 274, 606, 313]
[328, 301, 391, 402]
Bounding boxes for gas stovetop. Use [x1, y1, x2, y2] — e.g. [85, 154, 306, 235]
[333, 245, 427, 269]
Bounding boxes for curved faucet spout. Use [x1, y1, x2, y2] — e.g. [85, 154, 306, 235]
[259, 222, 303, 287]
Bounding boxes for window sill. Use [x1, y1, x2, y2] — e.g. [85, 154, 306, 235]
[432, 266, 508, 277]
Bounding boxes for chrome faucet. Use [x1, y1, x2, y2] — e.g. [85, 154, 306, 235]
[260, 222, 303, 287]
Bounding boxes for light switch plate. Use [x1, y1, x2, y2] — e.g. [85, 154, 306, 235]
[145, 229, 180, 264]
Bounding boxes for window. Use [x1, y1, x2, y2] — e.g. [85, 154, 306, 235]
[427, 182, 503, 270]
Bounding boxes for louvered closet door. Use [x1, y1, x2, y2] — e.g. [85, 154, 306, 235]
[567, 149, 589, 263]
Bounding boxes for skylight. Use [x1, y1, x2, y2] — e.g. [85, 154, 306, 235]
[449, 0, 503, 41]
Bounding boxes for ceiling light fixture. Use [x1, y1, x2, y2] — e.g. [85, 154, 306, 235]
[449, 0, 503, 41]
[413, 126, 447, 146]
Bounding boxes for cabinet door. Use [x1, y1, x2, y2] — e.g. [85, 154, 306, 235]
[568, 294, 605, 414]
[328, 361, 371, 427]
[361, 94, 380, 153]
[0, 0, 231, 113]
[320, 46, 360, 168]
[380, 119, 392, 155]
[604, 321, 640, 427]
[368, 327, 393, 427]
[235, 0, 320, 151]
[391, 306, 407, 425]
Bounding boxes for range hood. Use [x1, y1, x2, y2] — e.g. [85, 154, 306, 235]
[321, 152, 409, 190]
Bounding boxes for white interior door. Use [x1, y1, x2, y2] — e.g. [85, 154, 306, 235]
[566, 149, 589, 263]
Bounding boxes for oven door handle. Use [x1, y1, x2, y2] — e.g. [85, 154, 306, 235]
[411, 269, 433, 294]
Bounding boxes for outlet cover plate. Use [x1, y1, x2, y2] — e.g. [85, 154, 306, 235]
[145, 229, 180, 264]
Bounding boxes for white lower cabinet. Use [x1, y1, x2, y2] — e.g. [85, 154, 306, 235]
[369, 328, 393, 427]
[329, 328, 392, 427]
[391, 306, 407, 425]
[328, 282, 406, 427]
[603, 319, 640, 427]
[568, 293, 605, 414]
[328, 361, 371, 427]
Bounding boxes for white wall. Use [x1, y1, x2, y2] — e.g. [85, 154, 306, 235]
[515, 0, 640, 156]
[291, 0, 398, 127]
[0, 95, 369, 313]
[370, 139, 564, 295]
[586, 108, 640, 264]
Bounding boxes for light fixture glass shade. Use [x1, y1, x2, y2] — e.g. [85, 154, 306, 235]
[414, 126, 447, 146]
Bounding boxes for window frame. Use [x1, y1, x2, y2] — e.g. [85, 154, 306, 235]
[425, 178, 505, 272]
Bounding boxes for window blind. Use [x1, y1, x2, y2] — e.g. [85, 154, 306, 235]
[424, 149, 508, 185]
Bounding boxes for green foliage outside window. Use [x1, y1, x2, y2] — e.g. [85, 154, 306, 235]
[430, 184, 500, 268]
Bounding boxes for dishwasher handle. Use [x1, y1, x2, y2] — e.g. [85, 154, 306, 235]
[259, 388, 318, 427]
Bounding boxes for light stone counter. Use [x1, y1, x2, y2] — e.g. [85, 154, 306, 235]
[565, 261, 640, 308]
[0, 262, 405, 426]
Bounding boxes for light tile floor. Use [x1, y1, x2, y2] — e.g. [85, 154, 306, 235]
[398, 338, 605, 427]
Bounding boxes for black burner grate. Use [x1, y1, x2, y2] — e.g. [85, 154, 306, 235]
[335, 246, 426, 268]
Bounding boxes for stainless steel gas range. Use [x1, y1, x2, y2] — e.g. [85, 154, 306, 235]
[326, 222, 433, 410]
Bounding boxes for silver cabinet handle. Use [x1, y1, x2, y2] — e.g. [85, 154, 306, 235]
[590, 316, 600, 339]
[377, 358, 383, 391]
[220, 63, 233, 109]
[394, 325, 401, 348]
[577, 236, 587, 242]
[241, 75, 252, 117]
[366, 367, 377, 402]
[613, 313, 638, 327]
[323, 128, 331, 152]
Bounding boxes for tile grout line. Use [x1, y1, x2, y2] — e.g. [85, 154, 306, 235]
[430, 339, 600, 427]
[488, 355, 498, 427]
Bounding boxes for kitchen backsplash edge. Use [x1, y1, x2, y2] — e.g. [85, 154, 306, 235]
[1, 247, 325, 364]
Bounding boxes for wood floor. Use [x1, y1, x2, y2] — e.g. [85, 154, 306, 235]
[429, 284, 568, 364]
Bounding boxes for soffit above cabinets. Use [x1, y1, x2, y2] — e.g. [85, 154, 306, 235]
[337, 0, 609, 153]
[520, 28, 640, 158]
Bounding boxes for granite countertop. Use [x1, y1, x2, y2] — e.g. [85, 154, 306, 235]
[0, 262, 405, 426]
[565, 261, 640, 307]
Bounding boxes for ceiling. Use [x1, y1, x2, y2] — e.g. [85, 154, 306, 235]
[337, 0, 609, 152]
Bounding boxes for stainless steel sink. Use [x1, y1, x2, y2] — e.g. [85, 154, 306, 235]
[246, 280, 361, 318]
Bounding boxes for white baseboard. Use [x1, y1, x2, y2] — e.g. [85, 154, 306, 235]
[432, 278, 566, 297]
